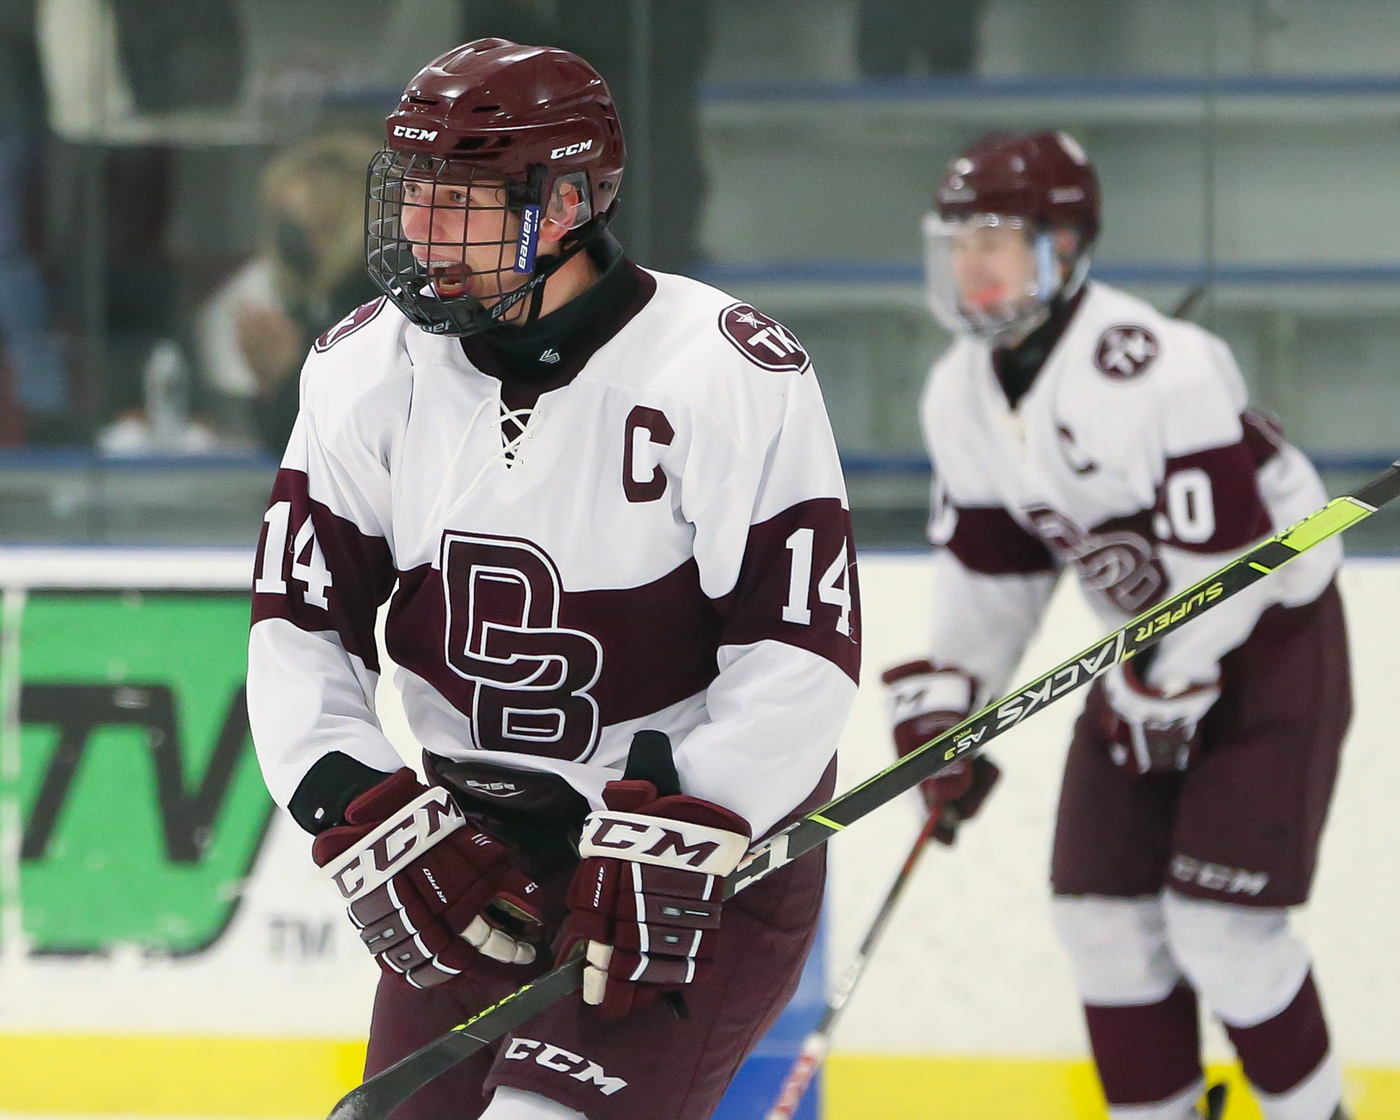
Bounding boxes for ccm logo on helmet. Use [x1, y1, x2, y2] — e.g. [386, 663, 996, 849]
[550, 139, 594, 159]
[392, 125, 439, 141]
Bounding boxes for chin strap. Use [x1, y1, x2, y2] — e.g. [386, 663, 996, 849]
[1061, 250, 1092, 302]
[489, 213, 613, 331]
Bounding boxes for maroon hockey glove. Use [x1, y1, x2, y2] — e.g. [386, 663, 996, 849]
[1097, 660, 1220, 772]
[882, 659, 999, 844]
[558, 779, 751, 1021]
[1101, 660, 1221, 775]
[312, 768, 545, 988]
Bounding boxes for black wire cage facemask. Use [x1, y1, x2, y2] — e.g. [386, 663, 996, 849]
[365, 149, 605, 338]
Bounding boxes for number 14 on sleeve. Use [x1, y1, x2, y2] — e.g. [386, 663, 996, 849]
[783, 527, 852, 635]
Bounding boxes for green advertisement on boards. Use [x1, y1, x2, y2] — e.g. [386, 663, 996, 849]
[6, 591, 273, 955]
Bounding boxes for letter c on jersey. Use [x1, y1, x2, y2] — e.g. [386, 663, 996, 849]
[623, 405, 675, 503]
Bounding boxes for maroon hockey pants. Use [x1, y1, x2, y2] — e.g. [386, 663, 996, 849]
[364, 844, 826, 1120]
[1053, 583, 1350, 1111]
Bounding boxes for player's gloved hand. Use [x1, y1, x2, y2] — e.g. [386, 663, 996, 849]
[559, 777, 751, 1020]
[312, 768, 546, 988]
[882, 659, 1000, 844]
[1101, 660, 1221, 774]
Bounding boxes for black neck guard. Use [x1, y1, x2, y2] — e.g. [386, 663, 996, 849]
[459, 233, 656, 408]
[992, 286, 1087, 410]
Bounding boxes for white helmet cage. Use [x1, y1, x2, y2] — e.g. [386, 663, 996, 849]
[922, 211, 1090, 344]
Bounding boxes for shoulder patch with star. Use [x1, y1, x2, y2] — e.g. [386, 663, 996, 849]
[314, 296, 388, 353]
[719, 302, 811, 373]
[1094, 323, 1160, 381]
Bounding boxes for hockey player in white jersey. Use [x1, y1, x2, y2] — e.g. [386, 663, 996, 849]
[885, 131, 1351, 1120]
[246, 39, 859, 1120]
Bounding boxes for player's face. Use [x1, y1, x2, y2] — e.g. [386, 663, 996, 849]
[398, 178, 524, 303]
[923, 211, 1077, 343]
[949, 221, 1039, 315]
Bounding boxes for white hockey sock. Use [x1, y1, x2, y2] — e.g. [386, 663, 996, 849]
[479, 1086, 590, 1120]
[1107, 1078, 1205, 1120]
[1254, 1050, 1343, 1120]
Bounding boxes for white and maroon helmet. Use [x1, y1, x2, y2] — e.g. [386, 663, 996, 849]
[366, 39, 626, 337]
[923, 130, 1100, 342]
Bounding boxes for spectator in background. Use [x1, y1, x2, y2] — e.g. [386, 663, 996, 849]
[461, 0, 710, 274]
[99, 0, 244, 432]
[857, 0, 982, 77]
[0, 0, 73, 443]
[197, 133, 381, 456]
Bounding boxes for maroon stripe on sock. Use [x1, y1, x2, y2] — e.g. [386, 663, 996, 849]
[1225, 972, 1330, 1096]
[1084, 982, 1202, 1106]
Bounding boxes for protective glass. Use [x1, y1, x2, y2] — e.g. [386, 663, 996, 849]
[922, 212, 1064, 344]
[366, 150, 560, 336]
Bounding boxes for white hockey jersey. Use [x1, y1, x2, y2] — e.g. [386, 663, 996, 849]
[919, 280, 1339, 705]
[247, 266, 859, 838]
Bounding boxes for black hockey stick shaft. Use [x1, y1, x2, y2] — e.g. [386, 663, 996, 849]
[328, 461, 1400, 1120]
[762, 811, 940, 1120]
[1171, 281, 1208, 320]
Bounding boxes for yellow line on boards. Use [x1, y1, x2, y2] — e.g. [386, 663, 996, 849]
[0, 1034, 367, 1117]
[824, 1055, 1400, 1120]
[2, 1038, 1398, 1118]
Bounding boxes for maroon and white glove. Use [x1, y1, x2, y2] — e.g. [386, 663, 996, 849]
[558, 778, 751, 1020]
[312, 768, 546, 988]
[1101, 660, 1221, 774]
[882, 659, 1000, 844]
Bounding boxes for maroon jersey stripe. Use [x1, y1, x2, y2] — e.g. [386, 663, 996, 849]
[946, 506, 1058, 575]
[1156, 439, 1272, 553]
[256, 479, 861, 755]
[386, 557, 726, 732]
[715, 496, 860, 684]
[251, 469, 396, 672]
[385, 497, 861, 742]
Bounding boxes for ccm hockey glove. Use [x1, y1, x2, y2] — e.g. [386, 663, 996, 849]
[1101, 659, 1221, 774]
[313, 768, 546, 988]
[882, 659, 1000, 844]
[559, 778, 751, 1021]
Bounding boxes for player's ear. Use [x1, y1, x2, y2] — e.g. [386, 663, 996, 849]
[1052, 226, 1080, 261]
[1051, 226, 1082, 281]
[541, 180, 584, 245]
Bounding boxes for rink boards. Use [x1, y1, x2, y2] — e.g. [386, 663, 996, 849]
[0, 548, 1397, 1119]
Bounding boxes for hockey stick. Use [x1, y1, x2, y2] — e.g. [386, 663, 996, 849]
[762, 810, 941, 1120]
[328, 460, 1400, 1120]
[1171, 281, 1208, 321]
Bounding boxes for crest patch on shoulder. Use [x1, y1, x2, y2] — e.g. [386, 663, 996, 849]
[315, 296, 388, 353]
[1094, 323, 1159, 380]
[719, 302, 810, 373]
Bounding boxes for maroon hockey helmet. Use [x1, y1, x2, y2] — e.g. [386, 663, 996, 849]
[366, 39, 626, 336]
[924, 131, 1100, 342]
[936, 130, 1100, 246]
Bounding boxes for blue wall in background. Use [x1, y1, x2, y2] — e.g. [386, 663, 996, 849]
[711, 919, 826, 1120]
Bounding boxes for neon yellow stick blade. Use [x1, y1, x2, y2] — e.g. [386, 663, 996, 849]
[1280, 497, 1371, 553]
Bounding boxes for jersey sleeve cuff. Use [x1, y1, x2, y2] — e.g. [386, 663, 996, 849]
[288, 750, 397, 834]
